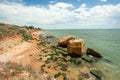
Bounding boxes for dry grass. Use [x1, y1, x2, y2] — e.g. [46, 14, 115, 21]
[0, 23, 26, 40]
[0, 62, 54, 80]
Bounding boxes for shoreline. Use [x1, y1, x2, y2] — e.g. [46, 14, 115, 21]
[38, 32, 105, 80]
[0, 28, 105, 80]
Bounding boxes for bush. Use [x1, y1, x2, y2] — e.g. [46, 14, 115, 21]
[54, 72, 61, 78]
[61, 67, 67, 71]
[23, 34, 32, 41]
[23, 25, 35, 29]
[29, 26, 34, 29]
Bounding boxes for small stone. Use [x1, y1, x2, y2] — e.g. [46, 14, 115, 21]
[65, 56, 71, 61]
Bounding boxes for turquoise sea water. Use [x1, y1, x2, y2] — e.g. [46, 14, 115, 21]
[45, 29, 120, 80]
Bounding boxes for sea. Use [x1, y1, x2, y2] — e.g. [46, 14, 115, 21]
[45, 29, 120, 80]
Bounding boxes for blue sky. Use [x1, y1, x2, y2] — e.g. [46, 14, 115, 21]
[23, 0, 120, 6]
[0, 0, 120, 29]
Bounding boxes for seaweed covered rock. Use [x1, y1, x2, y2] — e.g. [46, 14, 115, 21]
[86, 48, 102, 58]
[90, 70, 103, 80]
[58, 35, 75, 48]
[67, 39, 85, 56]
[82, 56, 94, 62]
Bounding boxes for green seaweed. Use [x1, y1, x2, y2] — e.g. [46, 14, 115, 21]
[90, 70, 103, 79]
[83, 56, 94, 62]
[74, 59, 81, 65]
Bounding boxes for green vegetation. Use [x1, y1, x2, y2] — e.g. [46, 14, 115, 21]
[22, 34, 32, 41]
[83, 56, 94, 62]
[54, 72, 68, 80]
[61, 67, 67, 71]
[74, 59, 81, 65]
[90, 70, 103, 79]
[41, 64, 46, 71]
[45, 59, 50, 64]
[18, 65, 32, 72]
[23, 25, 41, 30]
[54, 72, 61, 78]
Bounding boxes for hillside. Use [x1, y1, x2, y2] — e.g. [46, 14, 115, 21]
[0, 23, 48, 80]
[0, 23, 41, 40]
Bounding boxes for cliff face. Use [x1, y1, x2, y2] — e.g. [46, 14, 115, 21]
[0, 23, 52, 80]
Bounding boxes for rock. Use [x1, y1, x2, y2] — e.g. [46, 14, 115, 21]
[40, 34, 58, 44]
[82, 56, 94, 62]
[102, 58, 113, 64]
[86, 48, 102, 58]
[50, 44, 57, 48]
[58, 35, 75, 48]
[67, 39, 85, 56]
[65, 56, 71, 61]
[32, 32, 40, 41]
[90, 70, 103, 79]
[46, 35, 55, 38]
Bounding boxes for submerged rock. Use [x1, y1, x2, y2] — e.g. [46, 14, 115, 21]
[86, 48, 102, 58]
[82, 56, 94, 62]
[67, 39, 85, 56]
[58, 35, 75, 48]
[90, 70, 103, 80]
[102, 58, 113, 64]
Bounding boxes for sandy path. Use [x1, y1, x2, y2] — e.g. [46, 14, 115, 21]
[0, 42, 32, 62]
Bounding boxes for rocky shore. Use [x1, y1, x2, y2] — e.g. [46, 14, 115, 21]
[0, 23, 106, 80]
[37, 33, 105, 80]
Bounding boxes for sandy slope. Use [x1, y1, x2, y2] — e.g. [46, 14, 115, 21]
[0, 42, 32, 62]
[0, 31, 43, 72]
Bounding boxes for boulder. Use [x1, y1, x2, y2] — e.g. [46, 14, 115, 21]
[31, 32, 40, 41]
[58, 35, 75, 48]
[86, 48, 102, 58]
[67, 39, 85, 56]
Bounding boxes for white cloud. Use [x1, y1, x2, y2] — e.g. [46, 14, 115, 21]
[54, 2, 74, 9]
[0, 0, 23, 3]
[100, 0, 108, 2]
[0, 1, 120, 29]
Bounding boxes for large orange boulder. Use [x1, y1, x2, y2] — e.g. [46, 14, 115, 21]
[67, 39, 85, 56]
[58, 35, 75, 48]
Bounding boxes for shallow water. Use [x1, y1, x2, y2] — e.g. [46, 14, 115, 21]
[45, 29, 120, 80]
